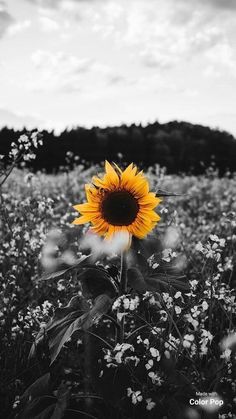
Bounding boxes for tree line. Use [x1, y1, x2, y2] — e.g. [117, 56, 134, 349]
[0, 120, 236, 174]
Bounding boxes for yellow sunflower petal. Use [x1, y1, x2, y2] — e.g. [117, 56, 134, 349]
[139, 209, 161, 222]
[104, 225, 116, 239]
[73, 203, 99, 213]
[72, 161, 162, 240]
[92, 175, 107, 189]
[85, 184, 100, 202]
[120, 163, 137, 188]
[91, 220, 108, 235]
[129, 222, 148, 239]
[72, 215, 91, 225]
[104, 160, 120, 188]
[130, 177, 149, 198]
[139, 193, 161, 208]
[113, 162, 122, 174]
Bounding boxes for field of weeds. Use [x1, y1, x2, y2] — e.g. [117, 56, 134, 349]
[0, 144, 236, 418]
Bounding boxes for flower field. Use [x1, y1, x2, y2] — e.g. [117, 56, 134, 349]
[0, 144, 236, 418]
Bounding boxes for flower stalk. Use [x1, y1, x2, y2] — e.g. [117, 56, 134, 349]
[119, 251, 128, 295]
[118, 251, 128, 343]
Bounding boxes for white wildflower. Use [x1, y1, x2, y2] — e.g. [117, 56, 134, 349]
[195, 242, 204, 252]
[148, 372, 162, 385]
[183, 334, 194, 349]
[127, 388, 143, 405]
[175, 305, 182, 315]
[145, 359, 153, 370]
[150, 347, 160, 360]
[146, 398, 156, 411]
[202, 301, 209, 311]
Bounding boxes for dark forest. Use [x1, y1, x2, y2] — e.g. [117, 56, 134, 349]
[1, 120, 236, 174]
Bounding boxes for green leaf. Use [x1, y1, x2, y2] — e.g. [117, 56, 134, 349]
[78, 267, 118, 298]
[131, 235, 162, 262]
[155, 188, 184, 197]
[127, 267, 147, 293]
[30, 294, 112, 364]
[22, 373, 50, 403]
[19, 396, 55, 419]
[38, 255, 91, 281]
[51, 383, 69, 419]
[19, 383, 70, 419]
[29, 295, 89, 359]
[127, 266, 189, 293]
[146, 275, 190, 292]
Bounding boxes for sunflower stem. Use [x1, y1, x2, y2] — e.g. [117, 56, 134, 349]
[119, 251, 127, 295]
[118, 251, 127, 343]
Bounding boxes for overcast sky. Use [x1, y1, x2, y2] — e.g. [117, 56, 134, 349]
[0, 0, 236, 135]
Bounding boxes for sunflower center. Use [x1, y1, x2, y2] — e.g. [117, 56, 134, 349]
[101, 191, 139, 226]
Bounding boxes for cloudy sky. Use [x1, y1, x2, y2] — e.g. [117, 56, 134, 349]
[1, 0, 236, 135]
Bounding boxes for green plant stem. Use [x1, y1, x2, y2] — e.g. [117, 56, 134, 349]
[0, 153, 21, 189]
[118, 251, 127, 343]
[119, 251, 127, 295]
[84, 332, 93, 414]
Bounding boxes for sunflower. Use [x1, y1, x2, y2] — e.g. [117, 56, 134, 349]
[72, 161, 162, 240]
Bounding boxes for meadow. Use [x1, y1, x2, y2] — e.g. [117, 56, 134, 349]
[0, 139, 236, 418]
